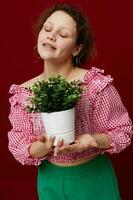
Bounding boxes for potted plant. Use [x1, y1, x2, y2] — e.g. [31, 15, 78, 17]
[26, 75, 84, 145]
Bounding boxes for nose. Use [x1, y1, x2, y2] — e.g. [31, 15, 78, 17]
[47, 32, 56, 41]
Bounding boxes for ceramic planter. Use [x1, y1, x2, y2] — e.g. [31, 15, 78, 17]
[41, 108, 75, 145]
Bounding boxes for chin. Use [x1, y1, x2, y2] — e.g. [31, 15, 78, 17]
[39, 53, 51, 60]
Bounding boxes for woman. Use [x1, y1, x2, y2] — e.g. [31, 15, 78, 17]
[8, 4, 132, 200]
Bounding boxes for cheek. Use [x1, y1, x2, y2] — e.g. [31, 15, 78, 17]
[37, 32, 45, 51]
[58, 40, 76, 53]
[37, 35, 41, 49]
[37, 32, 43, 44]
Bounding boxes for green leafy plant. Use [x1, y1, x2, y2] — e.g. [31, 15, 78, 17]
[26, 75, 84, 113]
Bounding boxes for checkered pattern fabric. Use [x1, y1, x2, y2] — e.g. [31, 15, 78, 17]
[8, 67, 133, 165]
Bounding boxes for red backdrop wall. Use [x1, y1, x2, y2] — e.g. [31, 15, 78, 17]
[0, 0, 133, 199]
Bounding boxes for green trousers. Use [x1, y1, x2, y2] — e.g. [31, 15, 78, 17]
[37, 155, 121, 200]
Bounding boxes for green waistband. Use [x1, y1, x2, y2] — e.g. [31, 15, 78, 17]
[39, 155, 112, 178]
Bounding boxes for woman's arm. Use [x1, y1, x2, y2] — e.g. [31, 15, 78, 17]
[53, 84, 132, 155]
[8, 100, 54, 165]
[91, 84, 133, 153]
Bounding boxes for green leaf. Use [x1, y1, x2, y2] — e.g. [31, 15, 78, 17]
[25, 75, 85, 113]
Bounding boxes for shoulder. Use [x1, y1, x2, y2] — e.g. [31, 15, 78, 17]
[20, 74, 43, 88]
[83, 67, 113, 97]
[9, 74, 43, 94]
[75, 68, 88, 80]
[84, 67, 113, 84]
[8, 74, 43, 107]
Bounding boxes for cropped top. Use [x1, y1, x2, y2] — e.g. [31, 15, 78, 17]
[8, 67, 133, 166]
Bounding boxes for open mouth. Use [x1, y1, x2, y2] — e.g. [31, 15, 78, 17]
[43, 43, 56, 50]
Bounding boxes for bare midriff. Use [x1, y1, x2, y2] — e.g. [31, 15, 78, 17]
[49, 154, 98, 167]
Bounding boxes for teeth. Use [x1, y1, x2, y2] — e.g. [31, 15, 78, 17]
[43, 43, 55, 50]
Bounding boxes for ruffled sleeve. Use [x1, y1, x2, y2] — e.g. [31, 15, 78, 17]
[8, 84, 45, 166]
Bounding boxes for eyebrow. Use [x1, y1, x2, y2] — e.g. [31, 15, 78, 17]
[45, 21, 73, 34]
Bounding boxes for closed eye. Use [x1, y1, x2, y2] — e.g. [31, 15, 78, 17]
[44, 27, 51, 32]
[59, 34, 68, 38]
[59, 32, 69, 38]
[43, 24, 52, 32]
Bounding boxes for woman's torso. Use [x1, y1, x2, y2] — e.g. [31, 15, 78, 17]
[10, 67, 111, 166]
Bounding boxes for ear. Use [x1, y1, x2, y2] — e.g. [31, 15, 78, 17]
[72, 44, 83, 56]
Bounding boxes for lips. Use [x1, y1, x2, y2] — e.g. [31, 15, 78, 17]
[42, 42, 56, 50]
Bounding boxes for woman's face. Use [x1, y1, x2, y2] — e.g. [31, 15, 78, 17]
[37, 10, 78, 64]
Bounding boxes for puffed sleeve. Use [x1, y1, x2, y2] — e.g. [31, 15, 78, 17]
[8, 85, 45, 165]
[91, 84, 133, 153]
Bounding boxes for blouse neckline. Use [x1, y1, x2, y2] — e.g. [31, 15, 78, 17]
[9, 67, 105, 95]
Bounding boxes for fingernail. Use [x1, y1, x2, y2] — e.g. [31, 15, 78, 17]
[54, 152, 57, 156]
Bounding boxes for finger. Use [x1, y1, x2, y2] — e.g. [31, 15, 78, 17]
[90, 140, 97, 147]
[54, 139, 62, 156]
[37, 134, 46, 142]
[60, 139, 65, 146]
[49, 135, 55, 141]
[48, 136, 55, 146]
[60, 143, 78, 152]
[60, 144, 70, 151]
[75, 140, 80, 144]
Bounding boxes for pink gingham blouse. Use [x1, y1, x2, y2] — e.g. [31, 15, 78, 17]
[8, 67, 133, 166]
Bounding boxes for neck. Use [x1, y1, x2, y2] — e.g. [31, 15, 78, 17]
[42, 60, 76, 80]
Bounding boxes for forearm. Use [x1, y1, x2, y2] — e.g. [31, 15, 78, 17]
[93, 133, 111, 149]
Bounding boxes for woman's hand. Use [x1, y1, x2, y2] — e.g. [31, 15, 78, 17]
[29, 134, 55, 159]
[54, 134, 97, 156]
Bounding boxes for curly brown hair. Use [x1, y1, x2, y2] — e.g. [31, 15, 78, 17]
[34, 3, 95, 66]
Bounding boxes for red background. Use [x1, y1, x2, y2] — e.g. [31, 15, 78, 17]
[0, 0, 133, 199]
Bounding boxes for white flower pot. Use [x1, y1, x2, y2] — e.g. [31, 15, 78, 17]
[41, 108, 75, 146]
